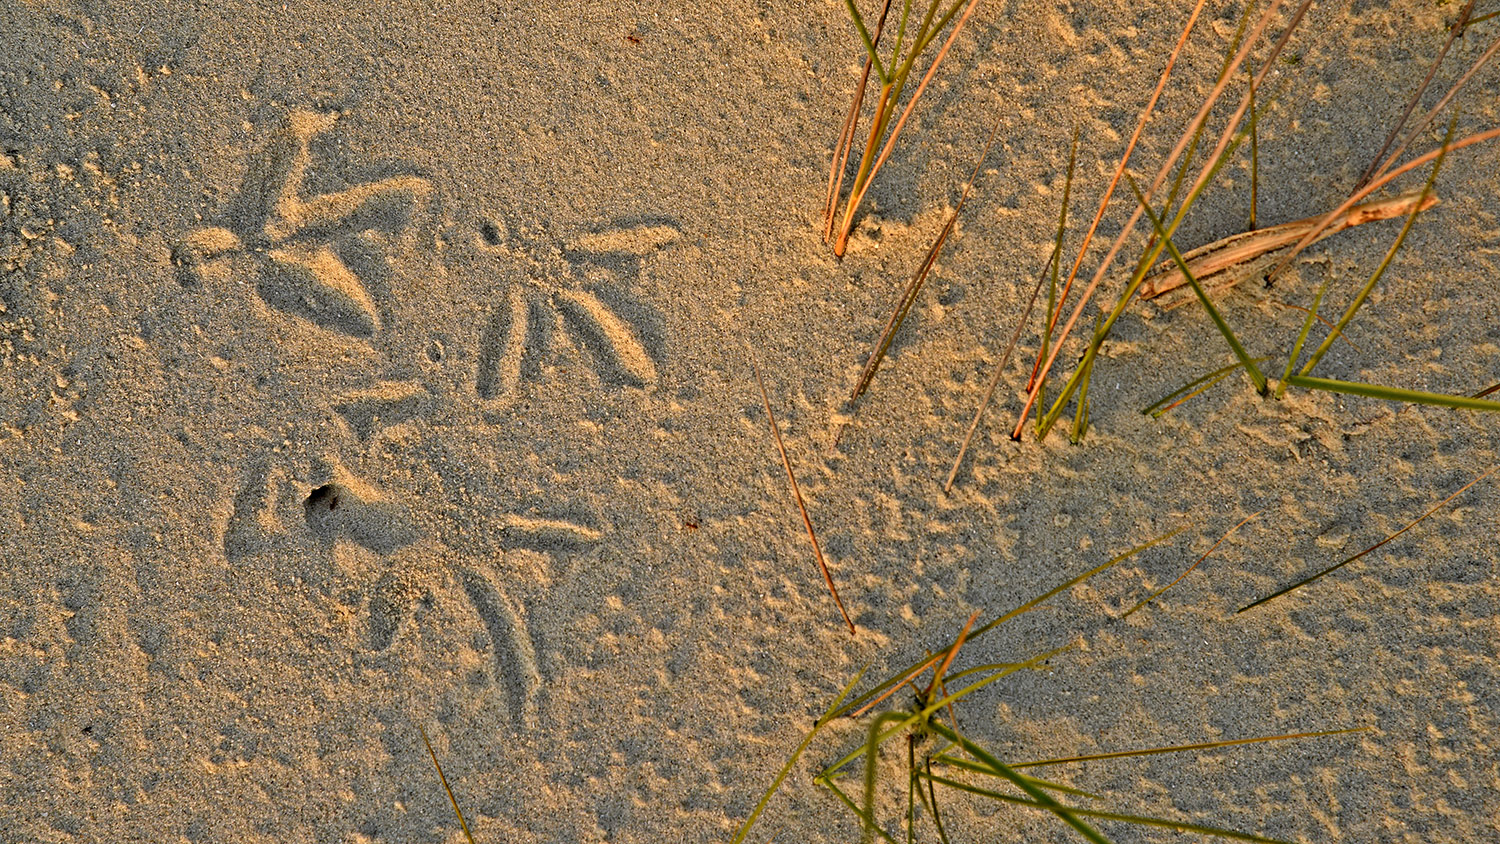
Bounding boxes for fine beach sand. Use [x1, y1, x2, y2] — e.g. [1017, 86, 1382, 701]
[2, 1, 1498, 842]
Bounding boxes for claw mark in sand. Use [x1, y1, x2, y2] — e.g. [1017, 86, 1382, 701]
[173, 110, 432, 338]
[475, 220, 677, 404]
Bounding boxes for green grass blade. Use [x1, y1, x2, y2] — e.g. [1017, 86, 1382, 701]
[731, 666, 868, 844]
[1121, 511, 1259, 618]
[1036, 129, 1080, 430]
[887, 0, 918, 72]
[833, 530, 1178, 720]
[1296, 118, 1453, 379]
[920, 773, 1291, 843]
[927, 721, 1111, 843]
[850, 89, 1005, 403]
[1127, 173, 1267, 394]
[1274, 277, 1329, 399]
[1070, 316, 1103, 442]
[843, 0, 891, 82]
[419, 726, 477, 844]
[1238, 463, 1499, 613]
[822, 775, 901, 844]
[1034, 57, 1289, 438]
[825, 646, 1071, 778]
[1008, 727, 1369, 769]
[932, 754, 1103, 799]
[1286, 375, 1500, 411]
[863, 712, 909, 844]
[1145, 356, 1271, 418]
[923, 757, 954, 844]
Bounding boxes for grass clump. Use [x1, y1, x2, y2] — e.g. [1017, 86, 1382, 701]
[824, 0, 989, 257]
[732, 532, 1367, 843]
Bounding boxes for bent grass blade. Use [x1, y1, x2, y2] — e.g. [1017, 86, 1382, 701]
[1238, 463, 1500, 613]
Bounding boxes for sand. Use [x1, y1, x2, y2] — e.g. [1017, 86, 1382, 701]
[1, 0, 1497, 842]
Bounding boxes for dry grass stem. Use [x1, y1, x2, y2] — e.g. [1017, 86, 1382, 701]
[849, 98, 1006, 403]
[1355, 0, 1480, 188]
[1238, 463, 1500, 612]
[1013, 0, 1311, 437]
[1122, 511, 1260, 618]
[1030, 0, 1210, 389]
[752, 356, 857, 635]
[1359, 30, 1500, 191]
[825, 0, 895, 240]
[419, 726, 477, 844]
[832, 0, 986, 256]
[1138, 190, 1439, 299]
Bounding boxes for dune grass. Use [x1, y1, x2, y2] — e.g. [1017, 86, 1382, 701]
[883, 0, 1500, 459]
[420, 725, 478, 844]
[731, 529, 1369, 843]
[826, 0, 988, 257]
[753, 355, 858, 635]
[1237, 463, 1500, 612]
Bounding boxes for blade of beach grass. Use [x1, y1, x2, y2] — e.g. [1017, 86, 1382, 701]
[1019, 0, 1304, 426]
[1007, 727, 1370, 769]
[731, 667, 868, 844]
[826, 0, 896, 241]
[1017, 0, 1312, 438]
[1121, 511, 1261, 618]
[1036, 120, 1252, 438]
[931, 755, 1104, 800]
[945, 127, 1076, 488]
[1354, 0, 1479, 189]
[1127, 174, 1269, 394]
[1027, 0, 1234, 405]
[834, 529, 1181, 719]
[1265, 123, 1500, 285]
[1269, 298, 1361, 353]
[1247, 56, 1259, 230]
[1034, 101, 1278, 440]
[832, 0, 986, 256]
[821, 775, 901, 844]
[1069, 316, 1104, 443]
[418, 726, 477, 844]
[1036, 131, 1081, 433]
[1274, 277, 1328, 399]
[922, 757, 954, 844]
[849, 651, 947, 719]
[849, 94, 1008, 403]
[943, 235, 1056, 492]
[924, 611, 981, 699]
[1238, 463, 1500, 613]
[1293, 120, 1452, 380]
[1284, 375, 1500, 411]
[1038, 0, 1210, 362]
[1137, 191, 1438, 300]
[1143, 357, 1272, 417]
[1359, 29, 1500, 192]
[862, 712, 911, 844]
[1150, 0, 1259, 251]
[752, 356, 857, 635]
[926, 721, 1111, 843]
[825, 644, 1076, 777]
[1474, 381, 1500, 399]
[920, 772, 1292, 843]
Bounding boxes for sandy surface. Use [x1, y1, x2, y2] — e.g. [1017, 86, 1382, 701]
[2, 1, 1498, 842]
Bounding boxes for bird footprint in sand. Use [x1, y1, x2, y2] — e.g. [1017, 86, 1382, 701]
[172, 110, 432, 338]
[475, 218, 677, 404]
